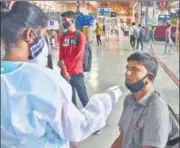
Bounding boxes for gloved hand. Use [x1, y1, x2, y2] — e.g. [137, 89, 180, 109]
[106, 85, 122, 104]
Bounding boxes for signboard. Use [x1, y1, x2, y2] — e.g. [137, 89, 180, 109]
[111, 12, 117, 17]
[98, 8, 111, 16]
[159, 1, 166, 7]
[158, 15, 170, 20]
[48, 20, 59, 30]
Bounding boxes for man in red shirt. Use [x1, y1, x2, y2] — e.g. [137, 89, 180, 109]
[58, 11, 89, 108]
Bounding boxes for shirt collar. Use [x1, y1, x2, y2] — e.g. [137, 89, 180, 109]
[134, 87, 155, 106]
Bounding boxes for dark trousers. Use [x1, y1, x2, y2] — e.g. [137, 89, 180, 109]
[130, 36, 135, 49]
[102, 30, 105, 36]
[136, 39, 143, 50]
[69, 73, 89, 107]
[96, 35, 101, 45]
[47, 55, 53, 69]
[164, 40, 174, 54]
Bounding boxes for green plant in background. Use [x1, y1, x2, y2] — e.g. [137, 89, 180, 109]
[148, 18, 158, 27]
[170, 18, 177, 25]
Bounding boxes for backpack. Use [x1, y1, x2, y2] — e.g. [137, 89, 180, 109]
[144, 29, 151, 42]
[83, 42, 92, 72]
[133, 27, 140, 39]
[171, 32, 176, 42]
[137, 91, 179, 147]
[154, 92, 180, 147]
[62, 31, 92, 72]
[139, 28, 146, 39]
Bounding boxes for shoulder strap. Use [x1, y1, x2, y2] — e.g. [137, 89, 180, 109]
[136, 90, 179, 127]
[73, 31, 80, 45]
[135, 91, 160, 126]
[168, 105, 179, 123]
[74, 31, 80, 37]
[62, 32, 66, 43]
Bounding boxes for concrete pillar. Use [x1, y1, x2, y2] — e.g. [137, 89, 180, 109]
[147, 6, 154, 26]
[131, 9, 135, 23]
[145, 5, 149, 27]
[176, 19, 179, 52]
[141, 5, 146, 26]
[153, 1, 156, 17]
[138, 3, 142, 24]
[76, 1, 80, 13]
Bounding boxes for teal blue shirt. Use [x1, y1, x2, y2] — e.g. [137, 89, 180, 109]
[1, 61, 22, 74]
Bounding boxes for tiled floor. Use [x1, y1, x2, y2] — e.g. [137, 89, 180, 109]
[52, 33, 179, 148]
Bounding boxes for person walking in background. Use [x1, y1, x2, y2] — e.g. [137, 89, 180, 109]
[95, 23, 102, 46]
[129, 22, 139, 50]
[58, 11, 89, 108]
[147, 27, 154, 50]
[115, 24, 119, 41]
[152, 26, 156, 43]
[102, 23, 106, 36]
[164, 24, 174, 54]
[136, 24, 144, 51]
[45, 31, 53, 69]
[50, 33, 56, 50]
[124, 25, 129, 38]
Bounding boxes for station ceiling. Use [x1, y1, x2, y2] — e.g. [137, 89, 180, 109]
[57, 0, 172, 2]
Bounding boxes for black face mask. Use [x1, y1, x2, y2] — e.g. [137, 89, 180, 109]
[63, 21, 71, 30]
[125, 75, 148, 93]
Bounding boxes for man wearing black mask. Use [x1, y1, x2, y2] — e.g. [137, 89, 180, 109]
[58, 11, 89, 109]
[111, 52, 173, 148]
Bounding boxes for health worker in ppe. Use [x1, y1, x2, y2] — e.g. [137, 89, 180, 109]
[1, 1, 122, 148]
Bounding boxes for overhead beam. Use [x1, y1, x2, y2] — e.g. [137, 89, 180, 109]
[56, 0, 171, 2]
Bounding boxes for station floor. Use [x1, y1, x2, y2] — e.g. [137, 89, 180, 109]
[52, 33, 179, 148]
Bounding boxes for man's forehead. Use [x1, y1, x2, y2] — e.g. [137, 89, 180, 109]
[62, 17, 71, 21]
[127, 60, 145, 69]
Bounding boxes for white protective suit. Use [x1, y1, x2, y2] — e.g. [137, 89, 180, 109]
[1, 62, 122, 148]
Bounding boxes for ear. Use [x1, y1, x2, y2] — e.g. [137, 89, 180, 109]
[71, 20, 74, 24]
[24, 28, 35, 44]
[146, 74, 154, 84]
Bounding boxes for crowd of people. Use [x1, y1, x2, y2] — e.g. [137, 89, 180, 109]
[1, 1, 179, 148]
[123, 22, 176, 54]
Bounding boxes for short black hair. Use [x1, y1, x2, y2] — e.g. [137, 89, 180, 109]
[56, 30, 60, 34]
[61, 11, 75, 20]
[127, 52, 159, 81]
[1, 1, 48, 47]
[132, 22, 135, 26]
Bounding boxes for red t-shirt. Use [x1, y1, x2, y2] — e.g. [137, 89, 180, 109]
[59, 31, 86, 75]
